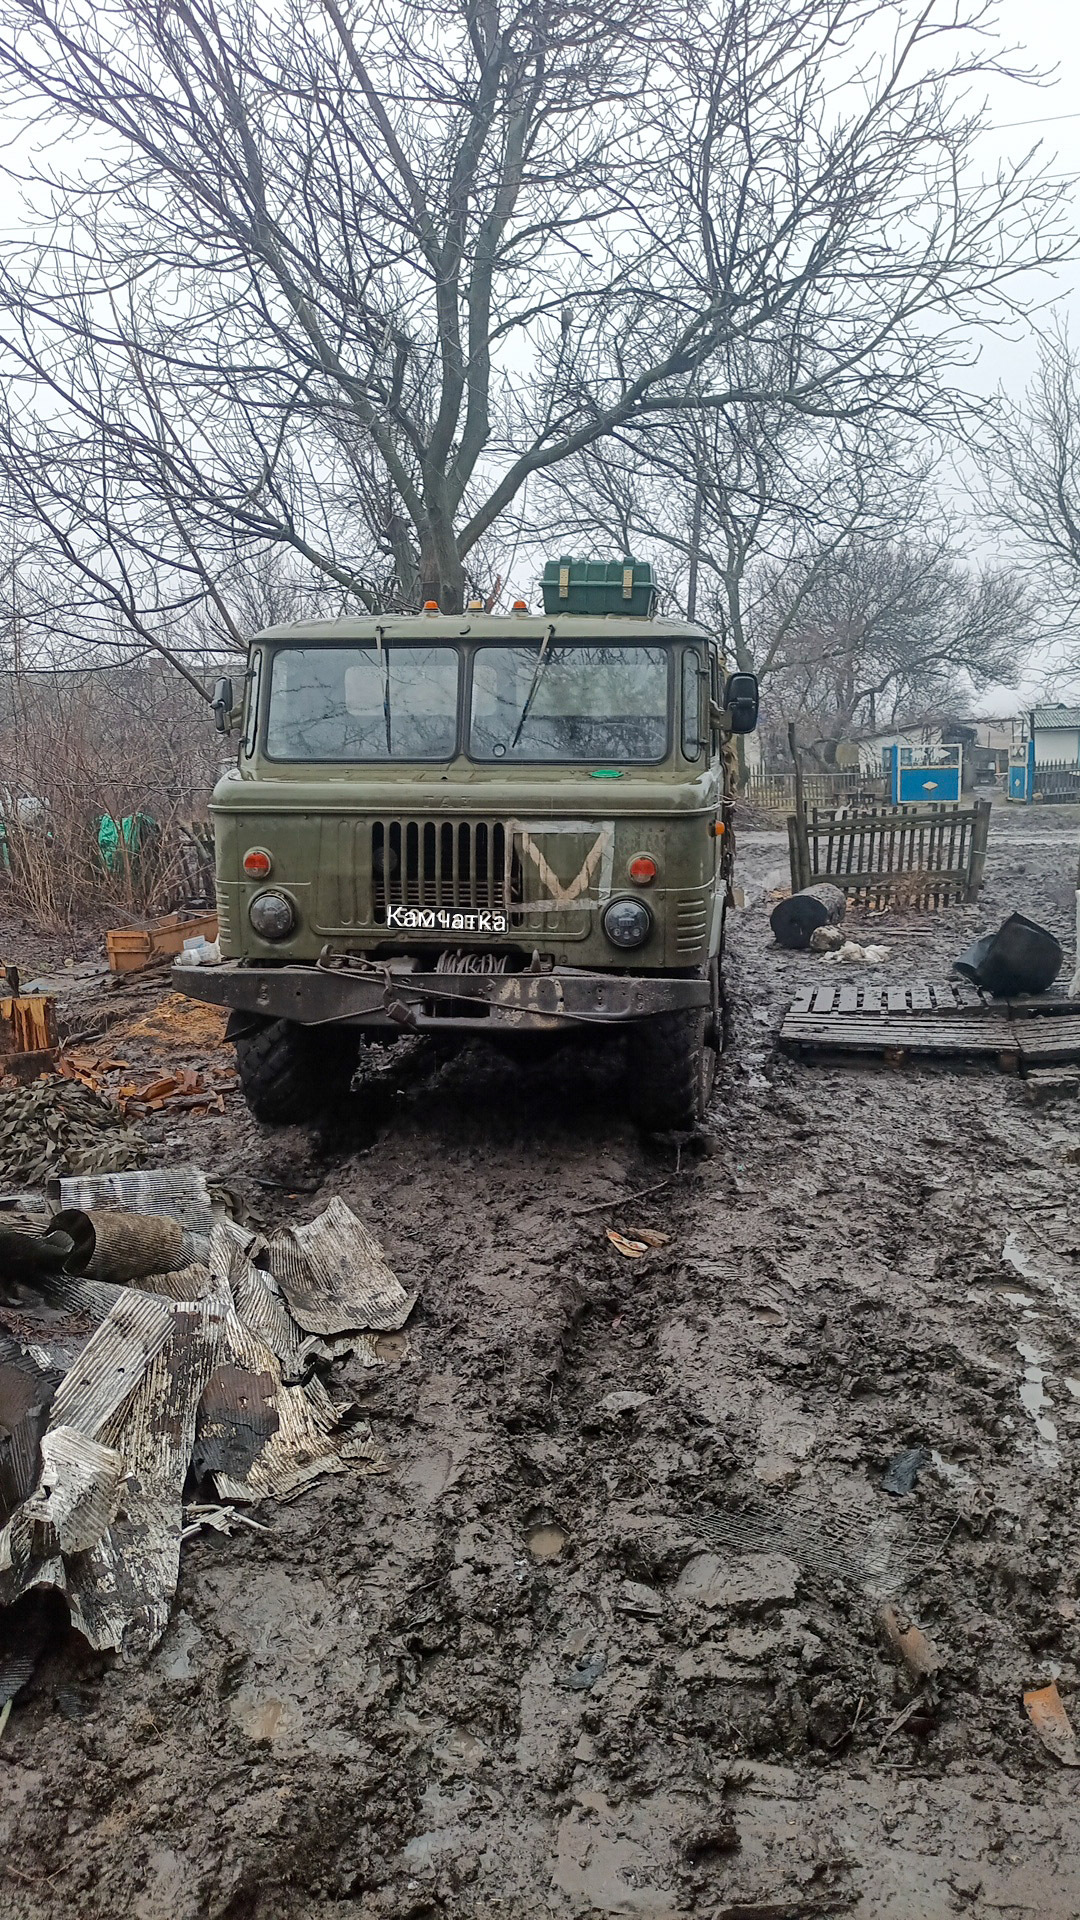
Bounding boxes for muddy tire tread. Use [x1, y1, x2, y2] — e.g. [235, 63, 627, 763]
[234, 1018, 353, 1124]
[627, 1006, 715, 1131]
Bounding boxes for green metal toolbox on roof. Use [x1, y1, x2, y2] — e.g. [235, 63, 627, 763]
[541, 555, 657, 618]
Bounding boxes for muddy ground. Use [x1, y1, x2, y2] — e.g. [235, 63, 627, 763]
[4, 797, 1080, 1918]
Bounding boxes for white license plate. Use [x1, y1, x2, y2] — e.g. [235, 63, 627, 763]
[385, 906, 509, 935]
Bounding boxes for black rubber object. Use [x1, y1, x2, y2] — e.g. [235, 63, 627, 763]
[233, 1017, 358, 1124]
[626, 1006, 717, 1131]
[954, 912, 1062, 996]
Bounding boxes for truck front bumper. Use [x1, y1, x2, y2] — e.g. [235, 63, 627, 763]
[173, 959, 709, 1033]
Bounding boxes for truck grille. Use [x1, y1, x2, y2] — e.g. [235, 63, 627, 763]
[372, 820, 514, 921]
[215, 880, 232, 950]
[675, 896, 709, 954]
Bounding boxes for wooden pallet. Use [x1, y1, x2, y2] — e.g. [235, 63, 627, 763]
[779, 977, 1080, 1066]
[786, 979, 985, 1017]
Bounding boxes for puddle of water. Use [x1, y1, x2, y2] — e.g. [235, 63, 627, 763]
[527, 1522, 568, 1562]
[1003, 1233, 1080, 1329]
[1066, 1378, 1080, 1400]
[374, 1331, 409, 1364]
[1017, 1341, 1059, 1455]
[230, 1695, 287, 1742]
[930, 1449, 972, 1486]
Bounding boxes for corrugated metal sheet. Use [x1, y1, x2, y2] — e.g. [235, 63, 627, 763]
[210, 1309, 382, 1503]
[267, 1197, 416, 1336]
[209, 1225, 302, 1369]
[0, 1591, 57, 1707]
[0, 1335, 61, 1523]
[0, 1185, 406, 1664]
[20, 1427, 124, 1555]
[49, 1290, 176, 1437]
[134, 1262, 222, 1302]
[193, 1359, 280, 1482]
[56, 1166, 218, 1234]
[64, 1297, 225, 1657]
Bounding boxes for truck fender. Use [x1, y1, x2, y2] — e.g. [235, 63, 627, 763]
[224, 1008, 267, 1042]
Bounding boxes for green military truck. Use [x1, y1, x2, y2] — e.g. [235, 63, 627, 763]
[176, 558, 758, 1131]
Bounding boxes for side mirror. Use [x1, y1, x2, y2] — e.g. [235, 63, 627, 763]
[724, 671, 759, 734]
[211, 676, 234, 735]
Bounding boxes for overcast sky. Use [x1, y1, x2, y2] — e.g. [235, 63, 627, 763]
[946, 0, 1080, 708]
[976, 0, 1080, 388]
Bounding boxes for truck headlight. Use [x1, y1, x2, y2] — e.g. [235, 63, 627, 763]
[602, 897, 652, 949]
[249, 890, 296, 940]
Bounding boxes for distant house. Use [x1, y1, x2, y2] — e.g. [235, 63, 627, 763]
[1030, 705, 1080, 766]
[839, 724, 945, 775]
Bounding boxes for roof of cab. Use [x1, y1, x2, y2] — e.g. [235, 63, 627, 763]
[254, 611, 713, 644]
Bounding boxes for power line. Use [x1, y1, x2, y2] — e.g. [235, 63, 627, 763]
[990, 111, 1080, 131]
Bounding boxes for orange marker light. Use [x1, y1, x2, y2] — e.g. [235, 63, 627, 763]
[512, 599, 528, 612]
[243, 848, 273, 878]
[423, 599, 439, 612]
[628, 854, 658, 884]
[713, 821, 726, 836]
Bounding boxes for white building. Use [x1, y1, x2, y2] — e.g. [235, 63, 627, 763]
[1031, 705, 1080, 765]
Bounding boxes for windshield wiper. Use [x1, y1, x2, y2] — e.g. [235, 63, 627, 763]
[375, 624, 392, 754]
[510, 625, 555, 750]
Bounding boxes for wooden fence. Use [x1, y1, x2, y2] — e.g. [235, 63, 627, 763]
[788, 798, 991, 908]
[1033, 761, 1080, 803]
[743, 768, 888, 812]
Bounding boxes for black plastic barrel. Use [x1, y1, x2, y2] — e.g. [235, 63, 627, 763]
[954, 912, 1063, 997]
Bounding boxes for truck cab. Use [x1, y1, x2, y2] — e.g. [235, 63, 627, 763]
[178, 566, 757, 1130]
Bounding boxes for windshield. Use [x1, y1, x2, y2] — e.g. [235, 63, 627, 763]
[470, 644, 669, 761]
[266, 645, 459, 760]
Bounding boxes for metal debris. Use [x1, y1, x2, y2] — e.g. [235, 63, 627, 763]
[180, 1503, 271, 1541]
[0, 1178, 409, 1662]
[56, 1165, 219, 1234]
[877, 1603, 941, 1680]
[0, 1335, 61, 1520]
[208, 1308, 382, 1503]
[267, 1196, 416, 1336]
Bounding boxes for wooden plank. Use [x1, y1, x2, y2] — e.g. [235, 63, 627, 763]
[950, 978, 986, 1009]
[1004, 993, 1080, 1018]
[804, 866, 970, 892]
[781, 1015, 1013, 1040]
[1016, 1018, 1080, 1063]
[779, 1016, 1020, 1057]
[886, 986, 909, 1012]
[801, 806, 977, 833]
[909, 982, 933, 1010]
[837, 985, 860, 1013]
[810, 985, 836, 1014]
[788, 987, 815, 1014]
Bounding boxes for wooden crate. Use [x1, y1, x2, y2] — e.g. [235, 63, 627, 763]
[0, 993, 58, 1080]
[106, 911, 218, 974]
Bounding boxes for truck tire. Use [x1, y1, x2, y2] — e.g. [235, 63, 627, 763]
[626, 1007, 717, 1132]
[233, 1018, 357, 1124]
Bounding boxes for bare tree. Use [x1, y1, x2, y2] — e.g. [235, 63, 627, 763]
[539, 406, 938, 670]
[0, 0, 1068, 656]
[978, 321, 1080, 630]
[758, 537, 1029, 762]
